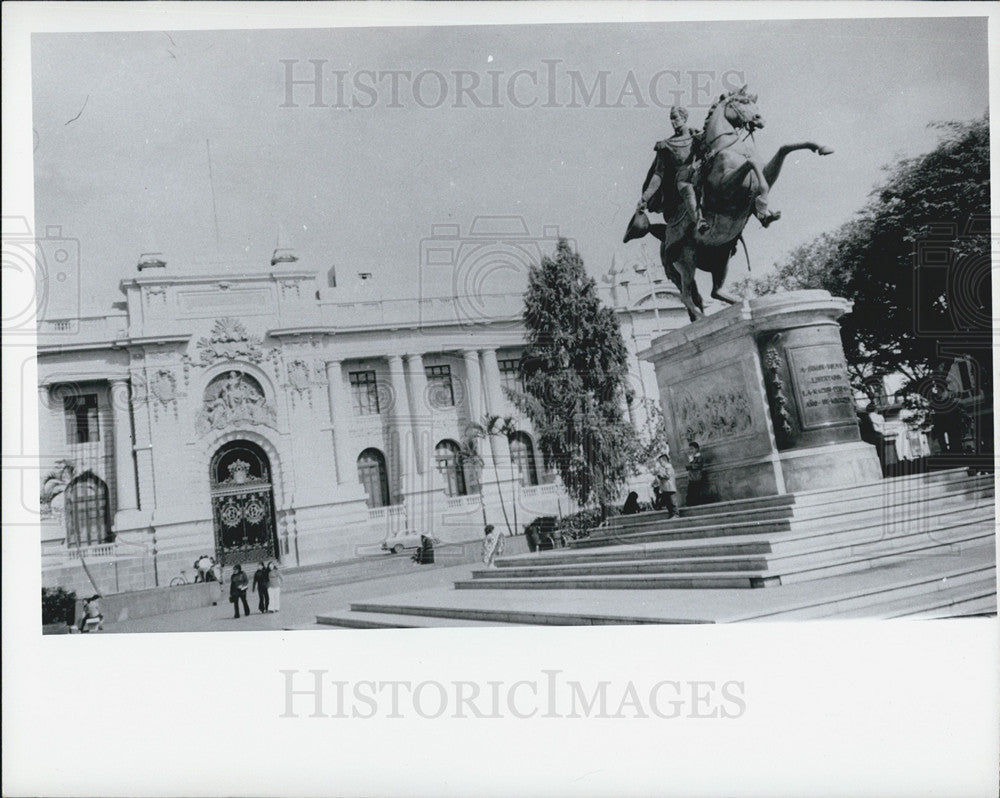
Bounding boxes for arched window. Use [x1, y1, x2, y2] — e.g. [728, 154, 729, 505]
[210, 440, 271, 486]
[435, 439, 468, 497]
[508, 431, 539, 487]
[357, 448, 390, 508]
[65, 475, 112, 548]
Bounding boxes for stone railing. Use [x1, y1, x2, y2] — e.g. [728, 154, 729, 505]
[37, 315, 129, 345]
[446, 494, 482, 509]
[66, 542, 118, 560]
[367, 504, 407, 536]
[519, 484, 560, 498]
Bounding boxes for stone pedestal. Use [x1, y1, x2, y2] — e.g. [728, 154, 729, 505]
[641, 290, 881, 502]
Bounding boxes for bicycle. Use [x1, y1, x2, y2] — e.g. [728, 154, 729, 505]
[169, 568, 206, 587]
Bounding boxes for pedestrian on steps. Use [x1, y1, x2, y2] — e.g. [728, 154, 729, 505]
[230, 564, 250, 619]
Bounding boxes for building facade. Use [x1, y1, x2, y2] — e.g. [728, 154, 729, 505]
[37, 245, 687, 595]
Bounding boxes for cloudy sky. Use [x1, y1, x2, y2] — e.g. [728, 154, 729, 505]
[31, 16, 988, 316]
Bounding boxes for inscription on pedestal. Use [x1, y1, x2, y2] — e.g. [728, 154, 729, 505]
[786, 344, 855, 429]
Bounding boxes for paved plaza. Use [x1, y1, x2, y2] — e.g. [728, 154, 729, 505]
[102, 557, 482, 634]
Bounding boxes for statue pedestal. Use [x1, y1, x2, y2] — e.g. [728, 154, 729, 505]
[641, 290, 881, 502]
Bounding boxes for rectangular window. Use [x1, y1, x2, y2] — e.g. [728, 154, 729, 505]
[64, 394, 99, 444]
[425, 365, 455, 408]
[349, 371, 380, 415]
[498, 357, 524, 394]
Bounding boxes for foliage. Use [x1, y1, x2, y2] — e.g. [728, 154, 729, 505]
[510, 239, 639, 513]
[42, 586, 77, 626]
[40, 458, 80, 514]
[735, 116, 990, 402]
[633, 398, 671, 467]
[460, 414, 520, 535]
[556, 508, 605, 541]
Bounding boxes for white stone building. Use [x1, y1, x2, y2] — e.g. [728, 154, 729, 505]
[37, 240, 687, 595]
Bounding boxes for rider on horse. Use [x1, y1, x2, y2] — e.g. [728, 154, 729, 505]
[636, 106, 709, 236]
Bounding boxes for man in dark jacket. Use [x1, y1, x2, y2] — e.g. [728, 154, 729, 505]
[252, 562, 270, 613]
[230, 564, 250, 619]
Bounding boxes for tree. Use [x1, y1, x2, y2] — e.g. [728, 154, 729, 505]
[460, 414, 519, 536]
[40, 458, 81, 515]
[736, 116, 990, 408]
[510, 239, 637, 514]
[39, 458, 104, 594]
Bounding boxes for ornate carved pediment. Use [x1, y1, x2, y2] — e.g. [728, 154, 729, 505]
[196, 318, 266, 365]
[287, 359, 311, 392]
[150, 370, 177, 404]
[195, 371, 277, 435]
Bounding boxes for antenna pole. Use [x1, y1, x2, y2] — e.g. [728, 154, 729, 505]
[206, 138, 221, 249]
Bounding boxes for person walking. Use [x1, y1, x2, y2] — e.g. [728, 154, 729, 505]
[229, 564, 250, 619]
[252, 562, 270, 614]
[267, 562, 282, 613]
[481, 524, 505, 568]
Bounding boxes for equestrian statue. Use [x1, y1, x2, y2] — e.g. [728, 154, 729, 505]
[623, 87, 833, 321]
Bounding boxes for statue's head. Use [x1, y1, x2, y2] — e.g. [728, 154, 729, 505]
[669, 106, 688, 129]
[724, 86, 764, 131]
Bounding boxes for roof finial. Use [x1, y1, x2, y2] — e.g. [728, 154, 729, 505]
[271, 224, 299, 266]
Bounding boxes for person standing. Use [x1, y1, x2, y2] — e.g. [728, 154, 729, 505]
[653, 453, 678, 517]
[482, 524, 505, 568]
[267, 562, 282, 613]
[686, 441, 707, 507]
[252, 562, 270, 613]
[230, 564, 250, 619]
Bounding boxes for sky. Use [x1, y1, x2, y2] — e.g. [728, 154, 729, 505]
[30, 16, 989, 317]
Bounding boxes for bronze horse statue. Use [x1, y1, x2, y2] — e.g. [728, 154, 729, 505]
[625, 87, 833, 321]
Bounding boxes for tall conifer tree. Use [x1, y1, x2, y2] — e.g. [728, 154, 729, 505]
[512, 239, 636, 513]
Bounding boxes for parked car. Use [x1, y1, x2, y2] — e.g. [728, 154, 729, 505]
[381, 532, 423, 555]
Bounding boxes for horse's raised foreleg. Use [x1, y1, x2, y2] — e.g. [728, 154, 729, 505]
[763, 142, 834, 187]
[745, 160, 781, 227]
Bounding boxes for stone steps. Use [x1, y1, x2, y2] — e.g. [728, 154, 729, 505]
[789, 478, 993, 524]
[828, 577, 997, 620]
[476, 514, 992, 582]
[583, 473, 991, 548]
[571, 518, 793, 549]
[313, 545, 994, 628]
[899, 592, 997, 619]
[500, 499, 992, 571]
[741, 554, 996, 620]
[599, 505, 795, 534]
[500, 539, 776, 568]
[341, 600, 709, 626]
[315, 610, 526, 629]
[460, 518, 993, 591]
[312, 470, 995, 627]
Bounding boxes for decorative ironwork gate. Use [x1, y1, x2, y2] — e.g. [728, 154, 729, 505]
[210, 441, 278, 566]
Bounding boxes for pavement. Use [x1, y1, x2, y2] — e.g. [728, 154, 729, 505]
[103, 558, 482, 634]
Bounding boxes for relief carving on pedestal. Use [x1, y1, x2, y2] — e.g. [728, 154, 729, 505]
[196, 371, 277, 435]
[763, 345, 795, 442]
[674, 387, 753, 446]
